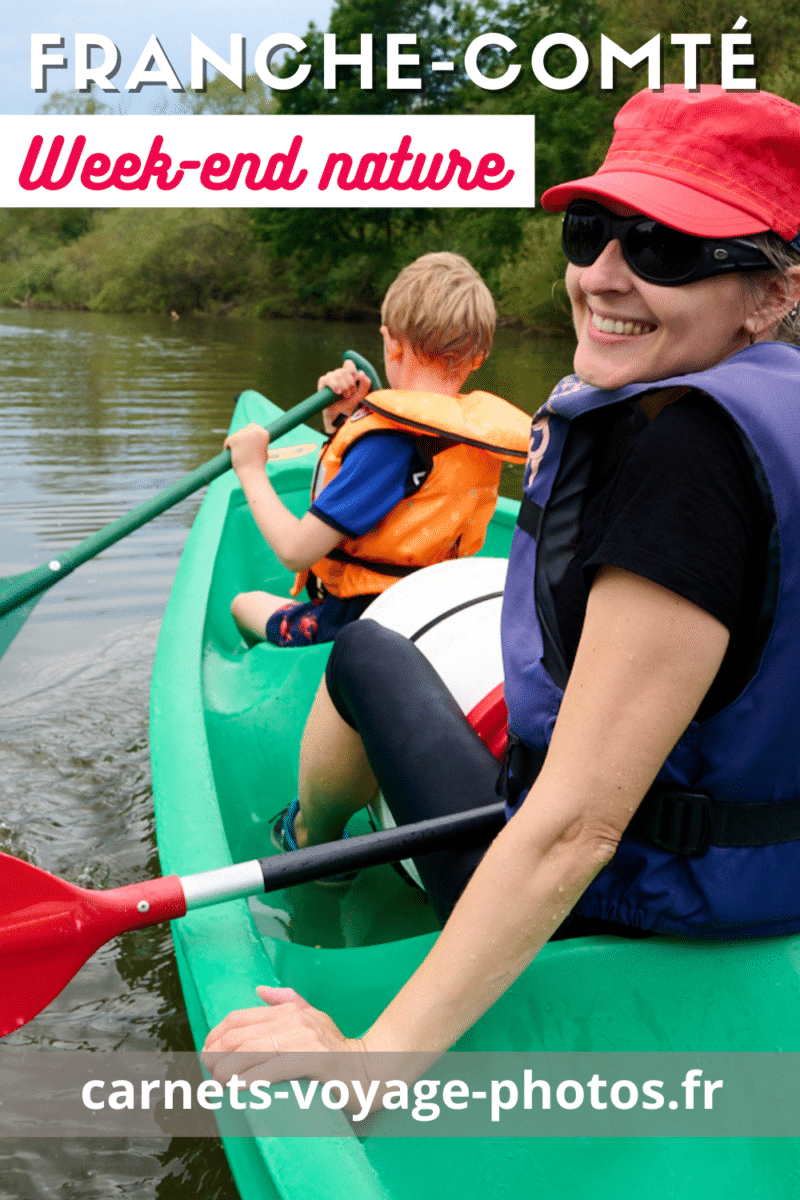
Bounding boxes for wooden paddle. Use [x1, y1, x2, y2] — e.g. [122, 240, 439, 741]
[0, 803, 505, 1036]
[0, 350, 381, 658]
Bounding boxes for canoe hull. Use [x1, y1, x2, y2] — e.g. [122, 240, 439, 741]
[152, 390, 800, 1200]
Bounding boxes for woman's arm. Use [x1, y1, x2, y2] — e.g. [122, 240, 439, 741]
[361, 565, 730, 1051]
[204, 565, 730, 1060]
[224, 423, 343, 572]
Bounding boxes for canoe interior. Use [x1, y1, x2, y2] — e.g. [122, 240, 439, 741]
[151, 390, 800, 1200]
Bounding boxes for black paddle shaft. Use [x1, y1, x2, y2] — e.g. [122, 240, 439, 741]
[256, 803, 507, 891]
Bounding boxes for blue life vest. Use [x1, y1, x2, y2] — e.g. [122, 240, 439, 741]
[501, 342, 800, 938]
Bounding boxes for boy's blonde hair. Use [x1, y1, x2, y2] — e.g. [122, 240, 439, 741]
[380, 252, 495, 373]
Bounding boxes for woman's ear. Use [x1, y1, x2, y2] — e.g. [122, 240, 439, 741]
[744, 266, 800, 339]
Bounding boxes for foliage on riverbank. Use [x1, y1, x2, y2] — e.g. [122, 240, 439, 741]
[2, 0, 797, 330]
[0, 205, 572, 331]
[0, 209, 277, 317]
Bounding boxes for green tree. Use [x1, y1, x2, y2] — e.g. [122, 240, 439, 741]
[598, 0, 800, 101]
[482, 0, 622, 196]
[599, 0, 800, 100]
[253, 0, 513, 313]
[0, 210, 93, 258]
[180, 72, 275, 115]
[38, 89, 114, 115]
[4, 209, 273, 315]
[275, 0, 479, 115]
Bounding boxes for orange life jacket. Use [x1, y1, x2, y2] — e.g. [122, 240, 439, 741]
[292, 388, 530, 600]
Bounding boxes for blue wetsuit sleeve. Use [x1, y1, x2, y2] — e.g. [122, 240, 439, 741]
[310, 432, 417, 538]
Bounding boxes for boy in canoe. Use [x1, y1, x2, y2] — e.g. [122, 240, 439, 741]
[224, 251, 530, 648]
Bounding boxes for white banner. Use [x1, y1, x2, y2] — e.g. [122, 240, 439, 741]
[3, 115, 535, 207]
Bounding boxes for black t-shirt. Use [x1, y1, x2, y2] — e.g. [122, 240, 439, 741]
[553, 391, 774, 721]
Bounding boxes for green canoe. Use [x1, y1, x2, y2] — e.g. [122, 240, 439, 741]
[151, 389, 800, 1200]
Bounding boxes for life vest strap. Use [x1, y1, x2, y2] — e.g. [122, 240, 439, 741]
[325, 548, 422, 579]
[516, 494, 544, 540]
[629, 787, 800, 856]
[495, 733, 546, 809]
[498, 733, 800, 857]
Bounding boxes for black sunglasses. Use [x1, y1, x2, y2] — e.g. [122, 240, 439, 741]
[562, 200, 774, 286]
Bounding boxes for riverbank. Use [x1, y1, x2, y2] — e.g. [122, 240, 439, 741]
[0, 207, 573, 333]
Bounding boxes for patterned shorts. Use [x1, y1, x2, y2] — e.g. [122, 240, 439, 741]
[265, 592, 377, 647]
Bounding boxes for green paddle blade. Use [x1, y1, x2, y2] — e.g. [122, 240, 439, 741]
[0, 590, 39, 657]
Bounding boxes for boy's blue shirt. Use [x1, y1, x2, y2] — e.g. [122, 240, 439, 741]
[309, 431, 417, 538]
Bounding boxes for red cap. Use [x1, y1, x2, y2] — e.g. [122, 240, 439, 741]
[541, 86, 800, 248]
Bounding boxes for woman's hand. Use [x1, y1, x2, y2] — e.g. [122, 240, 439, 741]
[318, 363, 372, 434]
[201, 986, 439, 1118]
[224, 423, 271, 476]
[202, 986, 377, 1108]
[204, 985, 361, 1059]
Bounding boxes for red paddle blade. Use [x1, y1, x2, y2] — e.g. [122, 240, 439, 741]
[0, 853, 186, 1036]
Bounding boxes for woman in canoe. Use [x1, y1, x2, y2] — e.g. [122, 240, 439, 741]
[205, 85, 800, 1063]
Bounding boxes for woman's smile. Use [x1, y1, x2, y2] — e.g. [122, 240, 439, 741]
[587, 309, 658, 340]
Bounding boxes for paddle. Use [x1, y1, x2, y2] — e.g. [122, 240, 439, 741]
[0, 349, 382, 658]
[0, 802, 505, 1036]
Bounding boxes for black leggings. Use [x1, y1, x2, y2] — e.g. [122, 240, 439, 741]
[326, 619, 499, 922]
[326, 620, 654, 939]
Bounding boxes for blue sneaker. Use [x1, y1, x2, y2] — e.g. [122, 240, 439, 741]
[270, 798, 357, 889]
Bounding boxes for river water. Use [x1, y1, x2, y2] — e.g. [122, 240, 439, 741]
[0, 308, 574, 1199]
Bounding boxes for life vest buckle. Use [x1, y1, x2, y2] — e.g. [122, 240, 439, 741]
[635, 787, 712, 857]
